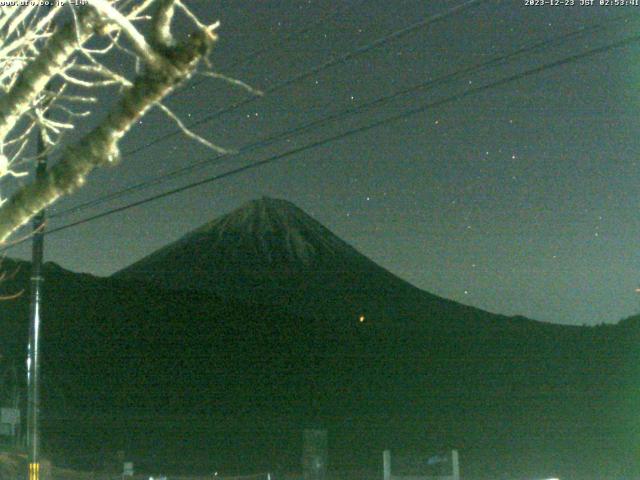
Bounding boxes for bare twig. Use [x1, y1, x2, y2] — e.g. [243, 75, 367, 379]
[199, 71, 264, 97]
[0, 1, 225, 243]
[155, 102, 233, 154]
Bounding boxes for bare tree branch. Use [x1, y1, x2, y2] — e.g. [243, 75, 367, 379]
[0, 1, 227, 243]
[0, 23, 217, 242]
[0, 8, 96, 145]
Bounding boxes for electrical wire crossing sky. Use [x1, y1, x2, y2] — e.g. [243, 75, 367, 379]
[7, 0, 640, 326]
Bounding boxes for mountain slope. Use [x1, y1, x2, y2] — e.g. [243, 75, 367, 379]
[1, 258, 636, 479]
[1, 199, 639, 479]
[114, 197, 538, 330]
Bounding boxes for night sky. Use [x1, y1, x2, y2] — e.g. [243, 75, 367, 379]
[7, 0, 640, 326]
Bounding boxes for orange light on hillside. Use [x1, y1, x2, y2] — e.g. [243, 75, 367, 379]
[359, 315, 365, 323]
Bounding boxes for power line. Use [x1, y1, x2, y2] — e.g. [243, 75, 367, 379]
[12, 31, 638, 250]
[50, 11, 639, 220]
[163, 0, 368, 103]
[121, 0, 488, 157]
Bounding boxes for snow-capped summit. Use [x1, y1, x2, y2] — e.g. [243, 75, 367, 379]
[117, 196, 370, 274]
[115, 196, 450, 322]
[185, 196, 358, 266]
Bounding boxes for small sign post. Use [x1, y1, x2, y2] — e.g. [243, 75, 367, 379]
[123, 461, 134, 480]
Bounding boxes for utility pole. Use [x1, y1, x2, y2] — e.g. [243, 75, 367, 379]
[26, 112, 48, 480]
